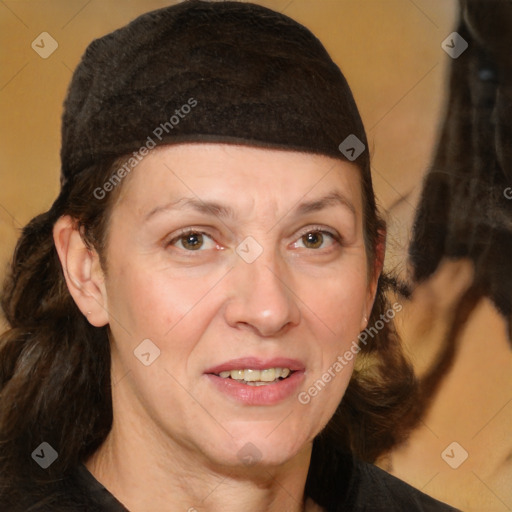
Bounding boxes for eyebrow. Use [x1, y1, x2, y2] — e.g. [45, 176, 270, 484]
[295, 191, 356, 216]
[144, 190, 356, 222]
[144, 196, 235, 221]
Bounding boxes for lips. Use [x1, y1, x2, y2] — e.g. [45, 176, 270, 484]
[204, 357, 305, 405]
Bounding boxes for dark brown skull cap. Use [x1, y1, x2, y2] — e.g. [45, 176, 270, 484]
[60, 0, 369, 184]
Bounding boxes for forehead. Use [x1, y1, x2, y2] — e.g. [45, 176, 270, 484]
[115, 143, 363, 215]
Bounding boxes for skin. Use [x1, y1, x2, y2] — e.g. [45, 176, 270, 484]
[53, 143, 382, 512]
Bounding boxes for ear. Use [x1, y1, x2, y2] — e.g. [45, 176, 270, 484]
[53, 215, 109, 327]
[361, 228, 386, 331]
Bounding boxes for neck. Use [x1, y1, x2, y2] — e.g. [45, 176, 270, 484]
[85, 414, 319, 512]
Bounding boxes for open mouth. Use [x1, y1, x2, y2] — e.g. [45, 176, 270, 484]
[214, 367, 294, 386]
[206, 361, 304, 405]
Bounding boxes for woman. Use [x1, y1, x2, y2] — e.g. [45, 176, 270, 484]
[0, 1, 458, 510]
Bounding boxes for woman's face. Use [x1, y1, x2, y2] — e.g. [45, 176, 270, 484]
[100, 143, 377, 468]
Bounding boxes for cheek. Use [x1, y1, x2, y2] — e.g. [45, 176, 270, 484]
[104, 254, 224, 357]
[302, 263, 368, 337]
[297, 262, 368, 410]
[105, 263, 173, 337]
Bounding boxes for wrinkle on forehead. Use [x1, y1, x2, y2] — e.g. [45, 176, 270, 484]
[113, 143, 362, 229]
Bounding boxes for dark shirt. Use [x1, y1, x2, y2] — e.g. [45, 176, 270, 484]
[10, 450, 460, 512]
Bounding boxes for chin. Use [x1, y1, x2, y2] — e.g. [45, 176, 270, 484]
[201, 423, 313, 470]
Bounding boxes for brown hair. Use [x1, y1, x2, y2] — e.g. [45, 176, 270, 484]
[395, 8, 512, 436]
[0, 159, 119, 503]
[0, 146, 418, 503]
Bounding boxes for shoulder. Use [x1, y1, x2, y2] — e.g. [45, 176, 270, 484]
[306, 442, 460, 512]
[340, 456, 461, 511]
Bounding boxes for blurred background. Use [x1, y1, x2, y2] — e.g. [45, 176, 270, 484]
[1, 1, 510, 511]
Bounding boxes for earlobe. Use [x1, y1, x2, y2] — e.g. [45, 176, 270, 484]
[53, 215, 109, 327]
[360, 313, 369, 332]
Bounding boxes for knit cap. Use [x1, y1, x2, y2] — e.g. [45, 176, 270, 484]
[60, 0, 369, 185]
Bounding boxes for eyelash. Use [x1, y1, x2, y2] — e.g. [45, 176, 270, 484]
[166, 225, 342, 252]
[168, 228, 219, 252]
[292, 226, 342, 250]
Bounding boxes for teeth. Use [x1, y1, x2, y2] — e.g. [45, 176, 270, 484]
[230, 369, 244, 380]
[217, 367, 292, 383]
[260, 368, 276, 382]
[244, 368, 260, 382]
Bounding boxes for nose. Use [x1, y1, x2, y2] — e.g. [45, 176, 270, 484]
[223, 251, 301, 337]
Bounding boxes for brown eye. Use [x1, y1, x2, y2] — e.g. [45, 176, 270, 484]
[302, 231, 324, 249]
[292, 229, 339, 251]
[168, 229, 218, 253]
[180, 232, 203, 250]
